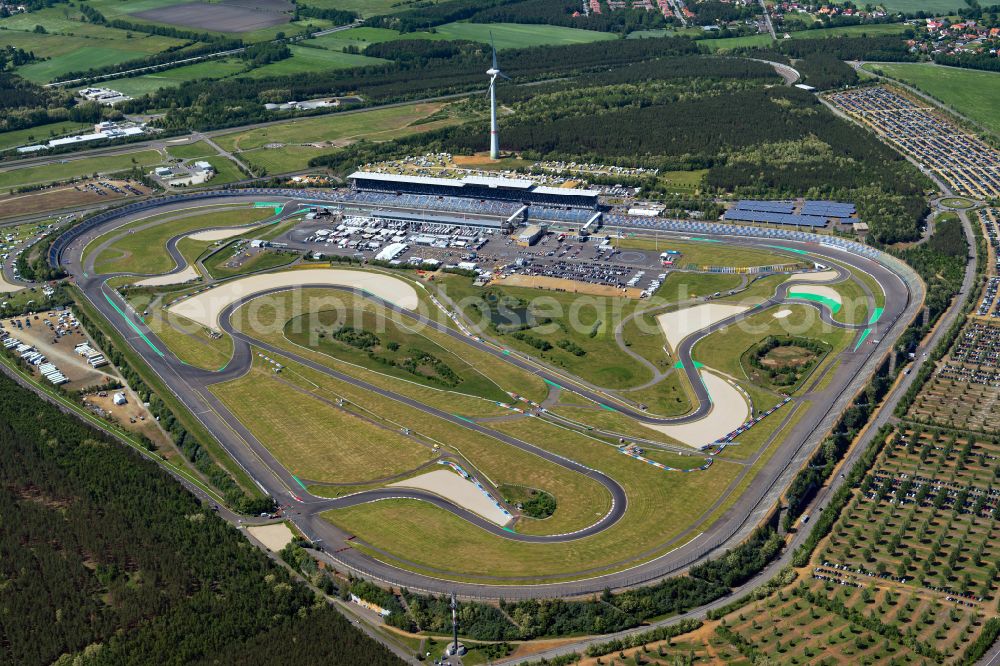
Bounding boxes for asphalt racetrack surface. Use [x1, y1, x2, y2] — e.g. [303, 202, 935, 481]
[56, 191, 921, 597]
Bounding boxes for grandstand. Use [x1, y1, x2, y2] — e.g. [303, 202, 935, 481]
[348, 171, 601, 209]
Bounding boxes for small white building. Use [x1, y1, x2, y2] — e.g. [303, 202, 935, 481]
[112, 392, 127, 406]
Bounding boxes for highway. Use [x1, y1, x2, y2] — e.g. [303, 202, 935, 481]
[45, 189, 921, 598]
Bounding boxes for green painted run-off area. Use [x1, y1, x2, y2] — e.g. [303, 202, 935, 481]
[788, 290, 842, 314]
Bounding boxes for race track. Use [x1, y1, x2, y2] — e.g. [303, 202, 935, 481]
[53, 190, 921, 596]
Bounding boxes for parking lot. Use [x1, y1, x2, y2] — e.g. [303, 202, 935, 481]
[282, 212, 674, 295]
[829, 87, 1000, 200]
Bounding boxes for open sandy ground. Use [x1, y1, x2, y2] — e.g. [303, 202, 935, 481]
[773, 308, 792, 319]
[167, 268, 420, 330]
[495, 274, 643, 299]
[247, 523, 295, 552]
[647, 370, 750, 447]
[11, 315, 115, 387]
[656, 303, 749, 352]
[390, 469, 510, 526]
[135, 265, 200, 287]
[787, 269, 838, 283]
[0, 274, 22, 294]
[787, 284, 843, 306]
[187, 224, 269, 242]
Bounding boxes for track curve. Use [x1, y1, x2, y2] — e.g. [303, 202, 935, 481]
[53, 191, 921, 595]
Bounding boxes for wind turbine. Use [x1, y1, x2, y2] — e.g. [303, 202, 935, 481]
[486, 34, 509, 160]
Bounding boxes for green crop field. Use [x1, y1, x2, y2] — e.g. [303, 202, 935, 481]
[236, 44, 388, 79]
[700, 22, 908, 52]
[0, 150, 164, 191]
[94, 207, 273, 275]
[302, 21, 615, 51]
[105, 59, 248, 97]
[863, 0, 967, 12]
[1, 6, 187, 82]
[302, 0, 451, 17]
[414, 22, 617, 49]
[865, 63, 1000, 138]
[165, 140, 218, 160]
[0, 121, 93, 153]
[304, 26, 411, 51]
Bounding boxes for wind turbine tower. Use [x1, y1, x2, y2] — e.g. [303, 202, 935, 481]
[486, 34, 509, 160]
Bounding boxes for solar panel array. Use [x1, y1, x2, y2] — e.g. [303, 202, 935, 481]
[722, 209, 829, 227]
[735, 200, 795, 214]
[802, 200, 855, 218]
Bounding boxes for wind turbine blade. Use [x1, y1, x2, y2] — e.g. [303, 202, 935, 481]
[490, 32, 497, 69]
[498, 71, 511, 81]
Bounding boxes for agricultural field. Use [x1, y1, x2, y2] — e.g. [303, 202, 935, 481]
[235, 44, 387, 79]
[0, 150, 165, 192]
[863, 63, 1000, 138]
[700, 22, 908, 51]
[0, 6, 188, 82]
[0, 121, 93, 154]
[304, 26, 415, 51]
[302, 0, 450, 17]
[855, 0, 968, 12]
[103, 59, 249, 98]
[410, 22, 617, 49]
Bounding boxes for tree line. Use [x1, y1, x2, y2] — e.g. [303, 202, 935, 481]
[0, 370, 403, 666]
[119, 35, 701, 130]
[71, 296, 273, 515]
